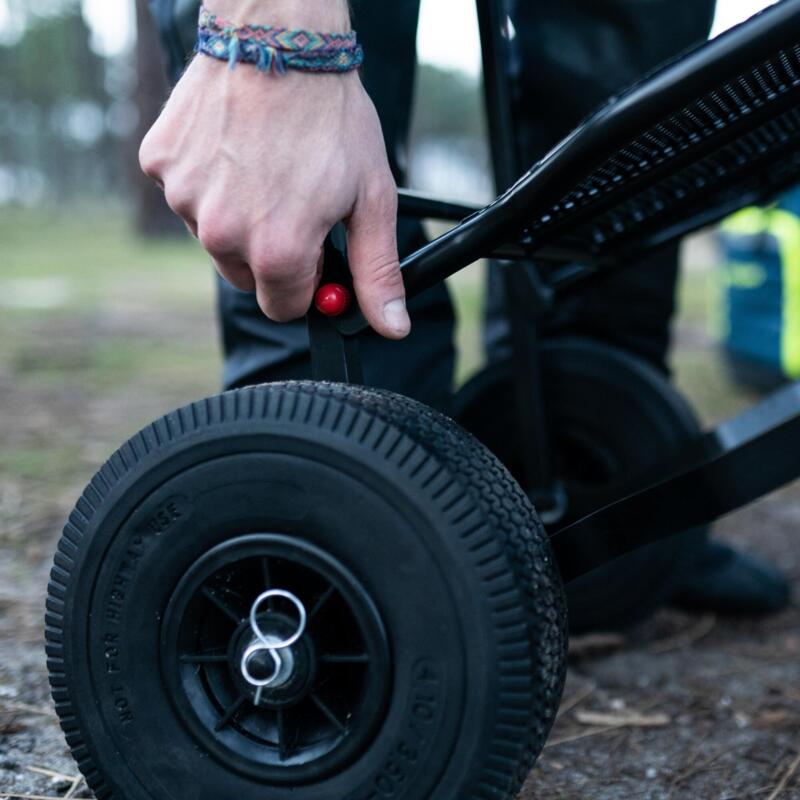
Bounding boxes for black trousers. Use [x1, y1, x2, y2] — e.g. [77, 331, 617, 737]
[214, 0, 717, 407]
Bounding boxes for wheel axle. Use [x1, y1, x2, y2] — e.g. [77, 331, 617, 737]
[240, 589, 307, 705]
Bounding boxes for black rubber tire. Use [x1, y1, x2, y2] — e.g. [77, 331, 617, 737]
[454, 338, 707, 634]
[46, 381, 567, 800]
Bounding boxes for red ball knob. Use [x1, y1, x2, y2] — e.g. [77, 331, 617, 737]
[314, 283, 351, 317]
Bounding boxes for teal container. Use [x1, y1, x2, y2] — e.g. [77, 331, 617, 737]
[719, 187, 800, 390]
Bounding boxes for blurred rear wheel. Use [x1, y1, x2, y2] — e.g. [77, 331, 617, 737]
[454, 337, 707, 633]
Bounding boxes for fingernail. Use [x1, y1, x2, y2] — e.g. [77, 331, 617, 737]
[383, 299, 411, 336]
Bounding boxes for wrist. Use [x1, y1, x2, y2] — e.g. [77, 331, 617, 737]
[204, 0, 350, 31]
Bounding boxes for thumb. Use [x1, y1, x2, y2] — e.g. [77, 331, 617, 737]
[346, 182, 410, 340]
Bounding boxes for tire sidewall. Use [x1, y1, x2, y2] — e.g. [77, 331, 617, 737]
[62, 418, 521, 800]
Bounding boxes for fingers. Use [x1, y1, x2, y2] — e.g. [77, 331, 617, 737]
[247, 232, 321, 322]
[141, 110, 403, 332]
[193, 206, 254, 292]
[138, 126, 163, 185]
[346, 179, 410, 340]
[200, 211, 319, 316]
[141, 127, 202, 239]
[211, 257, 256, 292]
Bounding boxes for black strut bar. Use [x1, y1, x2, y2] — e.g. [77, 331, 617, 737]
[551, 381, 800, 584]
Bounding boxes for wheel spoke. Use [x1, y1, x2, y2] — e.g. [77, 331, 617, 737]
[202, 586, 245, 624]
[310, 693, 347, 733]
[260, 557, 274, 608]
[320, 653, 370, 665]
[180, 651, 228, 665]
[277, 708, 290, 761]
[214, 694, 247, 732]
[308, 585, 336, 621]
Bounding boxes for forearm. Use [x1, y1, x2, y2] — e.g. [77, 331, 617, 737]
[142, 0, 410, 339]
[204, 0, 351, 31]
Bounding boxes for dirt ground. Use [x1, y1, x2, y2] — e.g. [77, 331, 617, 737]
[0, 220, 798, 799]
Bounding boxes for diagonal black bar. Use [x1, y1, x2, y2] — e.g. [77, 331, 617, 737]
[397, 189, 480, 222]
[552, 383, 800, 583]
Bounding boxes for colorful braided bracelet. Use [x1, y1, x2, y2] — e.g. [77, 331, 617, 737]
[196, 6, 364, 75]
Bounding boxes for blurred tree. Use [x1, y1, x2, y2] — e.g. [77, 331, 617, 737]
[0, 5, 104, 103]
[413, 63, 484, 141]
[132, 0, 183, 236]
[410, 63, 491, 201]
[0, 2, 117, 202]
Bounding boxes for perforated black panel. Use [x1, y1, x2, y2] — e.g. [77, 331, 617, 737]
[524, 20, 800, 264]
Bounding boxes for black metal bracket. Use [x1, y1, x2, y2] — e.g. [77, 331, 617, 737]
[310, 0, 800, 576]
[307, 237, 364, 385]
[475, 0, 565, 519]
[553, 381, 800, 582]
[308, 310, 364, 384]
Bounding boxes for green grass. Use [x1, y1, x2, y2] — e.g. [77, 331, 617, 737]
[0, 207, 219, 381]
[0, 445, 78, 482]
[449, 264, 486, 386]
[0, 206, 213, 309]
[0, 208, 752, 485]
[3, 334, 215, 390]
[0, 208, 220, 488]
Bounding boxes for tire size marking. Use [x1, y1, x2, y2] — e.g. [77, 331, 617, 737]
[103, 496, 190, 625]
[142, 496, 187, 536]
[104, 534, 149, 625]
[104, 632, 121, 675]
[347, 659, 443, 800]
[98, 531, 159, 729]
[108, 678, 135, 726]
[98, 497, 189, 729]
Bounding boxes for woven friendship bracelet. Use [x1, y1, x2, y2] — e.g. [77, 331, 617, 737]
[197, 6, 364, 75]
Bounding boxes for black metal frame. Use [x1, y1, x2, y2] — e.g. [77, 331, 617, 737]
[309, 0, 800, 581]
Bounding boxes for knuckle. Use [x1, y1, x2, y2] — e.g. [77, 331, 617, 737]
[257, 295, 310, 323]
[273, 242, 310, 270]
[248, 261, 290, 293]
[353, 263, 403, 309]
[252, 241, 310, 274]
[226, 274, 254, 292]
[368, 256, 403, 289]
[197, 218, 239, 256]
[364, 176, 398, 218]
[138, 129, 165, 179]
[264, 308, 298, 324]
[213, 259, 252, 292]
[163, 184, 191, 217]
[248, 247, 277, 278]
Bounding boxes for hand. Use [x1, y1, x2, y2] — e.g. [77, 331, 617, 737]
[139, 2, 410, 339]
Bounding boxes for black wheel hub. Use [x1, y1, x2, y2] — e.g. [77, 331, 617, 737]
[227, 612, 318, 707]
[161, 534, 391, 784]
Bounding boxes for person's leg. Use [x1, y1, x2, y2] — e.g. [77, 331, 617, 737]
[493, 0, 788, 615]
[487, 0, 717, 371]
[218, 1, 456, 412]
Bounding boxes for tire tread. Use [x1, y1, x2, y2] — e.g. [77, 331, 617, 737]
[46, 381, 567, 800]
